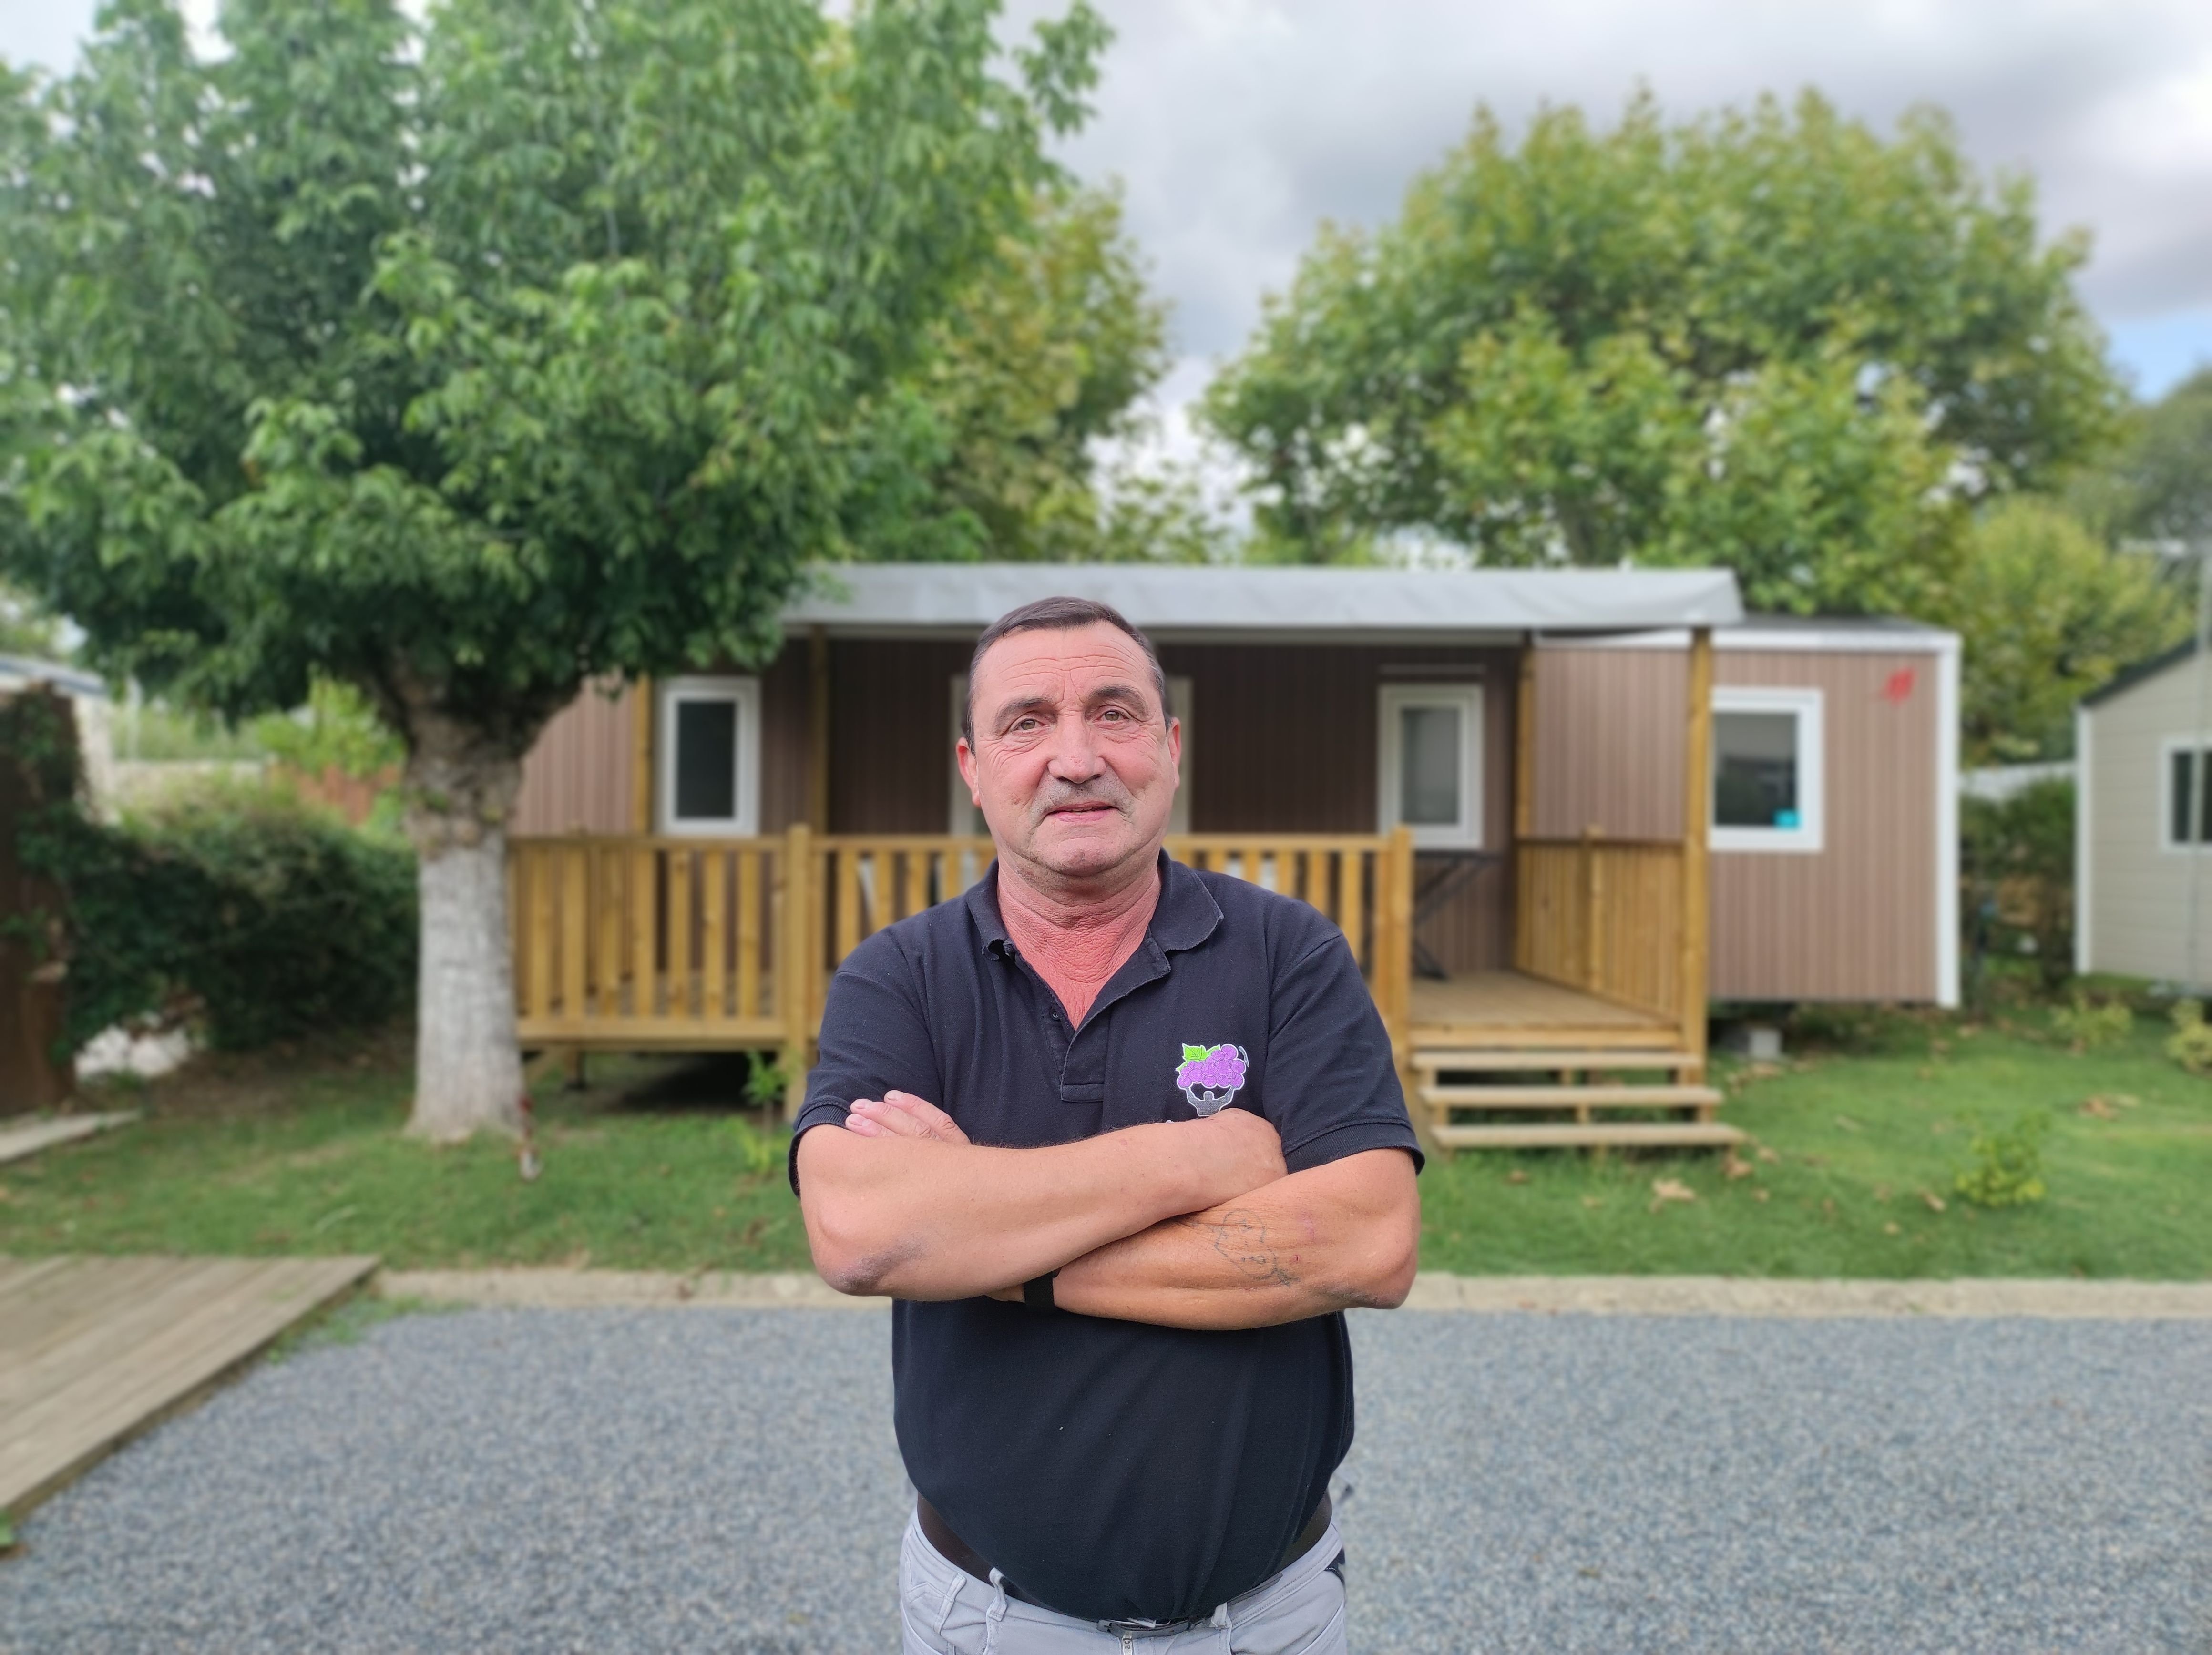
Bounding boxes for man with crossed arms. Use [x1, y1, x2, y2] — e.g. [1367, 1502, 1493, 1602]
[791, 595, 1424, 1652]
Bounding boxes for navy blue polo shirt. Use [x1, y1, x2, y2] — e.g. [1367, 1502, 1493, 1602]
[790, 851, 1422, 1624]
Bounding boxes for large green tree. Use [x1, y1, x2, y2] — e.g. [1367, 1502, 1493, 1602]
[844, 181, 1183, 562]
[0, 0, 1103, 1138]
[2096, 367, 2212, 552]
[1943, 496, 2187, 763]
[1204, 91, 2121, 613]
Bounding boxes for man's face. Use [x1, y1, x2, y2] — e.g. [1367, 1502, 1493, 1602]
[957, 622, 1181, 884]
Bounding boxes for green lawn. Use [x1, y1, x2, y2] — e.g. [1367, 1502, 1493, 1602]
[1, 1010, 2206, 1279]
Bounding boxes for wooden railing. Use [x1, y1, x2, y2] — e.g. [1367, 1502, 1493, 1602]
[802, 833, 1414, 1054]
[509, 828, 1416, 1072]
[1512, 833, 1684, 1023]
[509, 835, 802, 1048]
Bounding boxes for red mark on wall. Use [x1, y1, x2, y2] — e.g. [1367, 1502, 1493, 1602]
[1882, 667, 1916, 704]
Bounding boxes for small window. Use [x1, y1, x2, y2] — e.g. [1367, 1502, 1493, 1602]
[950, 673, 1191, 835]
[659, 676, 760, 835]
[1379, 684, 1484, 848]
[2164, 741, 2212, 849]
[1711, 687, 1823, 853]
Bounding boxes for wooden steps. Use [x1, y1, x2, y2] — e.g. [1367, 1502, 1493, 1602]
[1431, 1121, 1745, 1150]
[1411, 1039, 1738, 1154]
[1422, 1083, 1724, 1110]
[1414, 1050, 1692, 1074]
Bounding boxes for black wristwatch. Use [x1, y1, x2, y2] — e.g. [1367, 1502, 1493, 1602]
[1023, 1269, 1059, 1311]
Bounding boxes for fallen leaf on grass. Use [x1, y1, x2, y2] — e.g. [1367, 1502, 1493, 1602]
[1649, 1177, 1698, 1212]
[1915, 1066, 1935, 1080]
[2079, 1096, 2117, 1120]
[1834, 1115, 1862, 1132]
[1873, 1184, 1892, 1203]
[1755, 1145, 1780, 1164]
[1580, 1195, 1605, 1209]
[1506, 1169, 1530, 1185]
[1920, 1190, 1947, 1213]
[1883, 1222, 1902, 1236]
[1722, 1153, 1754, 1180]
[1752, 1189, 1771, 1203]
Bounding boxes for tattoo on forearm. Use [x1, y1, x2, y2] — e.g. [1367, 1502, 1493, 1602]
[1179, 1209, 1299, 1287]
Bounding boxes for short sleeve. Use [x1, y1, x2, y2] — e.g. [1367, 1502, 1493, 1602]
[1263, 929, 1424, 1176]
[788, 931, 945, 1194]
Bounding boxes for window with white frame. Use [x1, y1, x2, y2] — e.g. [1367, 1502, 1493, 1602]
[1378, 684, 1484, 848]
[658, 676, 761, 835]
[2161, 738, 2212, 849]
[950, 673, 1191, 835]
[1711, 687, 1823, 853]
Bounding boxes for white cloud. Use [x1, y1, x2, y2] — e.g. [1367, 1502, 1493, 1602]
[1002, 0, 2212, 396]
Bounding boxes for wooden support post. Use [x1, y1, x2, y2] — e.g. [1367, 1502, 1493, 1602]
[1512, 640, 1536, 975]
[1378, 825, 1421, 1144]
[630, 679, 653, 834]
[809, 626, 831, 833]
[1514, 638, 1536, 842]
[777, 822, 814, 1122]
[1581, 824, 1604, 996]
[1679, 627, 1714, 1080]
[562, 1048, 586, 1090]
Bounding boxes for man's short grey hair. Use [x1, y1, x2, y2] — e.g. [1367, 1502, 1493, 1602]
[962, 596, 1168, 746]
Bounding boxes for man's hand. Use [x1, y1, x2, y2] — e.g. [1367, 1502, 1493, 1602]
[846, 1092, 971, 1144]
[1042, 1147, 1420, 1330]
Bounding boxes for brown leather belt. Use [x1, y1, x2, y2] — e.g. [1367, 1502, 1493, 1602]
[916, 1490, 1333, 1614]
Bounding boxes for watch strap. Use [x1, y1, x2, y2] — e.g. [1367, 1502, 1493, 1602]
[1022, 1270, 1059, 1311]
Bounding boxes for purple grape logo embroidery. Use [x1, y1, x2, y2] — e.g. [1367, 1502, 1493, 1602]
[1175, 1043, 1249, 1115]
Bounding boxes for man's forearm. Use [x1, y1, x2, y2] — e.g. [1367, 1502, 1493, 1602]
[1044, 1149, 1421, 1331]
[796, 1113, 1279, 1300]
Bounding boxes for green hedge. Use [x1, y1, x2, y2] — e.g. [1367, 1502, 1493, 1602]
[7, 696, 416, 1052]
[82, 790, 417, 1050]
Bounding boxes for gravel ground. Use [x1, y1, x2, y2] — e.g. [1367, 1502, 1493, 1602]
[3, 1306, 2206, 1654]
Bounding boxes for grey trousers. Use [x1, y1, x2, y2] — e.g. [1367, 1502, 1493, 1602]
[898, 1512, 1349, 1655]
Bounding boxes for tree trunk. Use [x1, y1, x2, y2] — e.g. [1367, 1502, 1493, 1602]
[400, 705, 529, 1142]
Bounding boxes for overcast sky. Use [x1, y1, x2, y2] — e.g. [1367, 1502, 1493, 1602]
[10, 0, 2212, 452]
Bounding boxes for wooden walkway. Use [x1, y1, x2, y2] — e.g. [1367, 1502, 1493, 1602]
[0, 1254, 378, 1518]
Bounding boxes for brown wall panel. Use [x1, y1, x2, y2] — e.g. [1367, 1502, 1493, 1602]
[516, 636, 1535, 975]
[759, 642, 811, 833]
[1157, 644, 1516, 973]
[1531, 644, 1938, 1001]
[1710, 651, 1937, 1003]
[512, 678, 637, 835]
[828, 638, 973, 833]
[1530, 649, 1685, 839]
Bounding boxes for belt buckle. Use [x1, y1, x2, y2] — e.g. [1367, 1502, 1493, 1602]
[1100, 1614, 1210, 1639]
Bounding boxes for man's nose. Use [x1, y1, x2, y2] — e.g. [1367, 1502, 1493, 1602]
[1043, 711, 1106, 780]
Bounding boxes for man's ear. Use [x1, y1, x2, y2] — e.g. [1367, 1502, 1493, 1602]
[955, 736, 982, 803]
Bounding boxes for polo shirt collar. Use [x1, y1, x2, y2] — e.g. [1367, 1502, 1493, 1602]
[966, 848, 1222, 960]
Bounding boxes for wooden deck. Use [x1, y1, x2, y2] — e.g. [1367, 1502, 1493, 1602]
[0, 1254, 378, 1519]
[1410, 970, 1678, 1047]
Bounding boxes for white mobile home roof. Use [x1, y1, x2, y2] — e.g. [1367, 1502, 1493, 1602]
[783, 563, 1743, 638]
